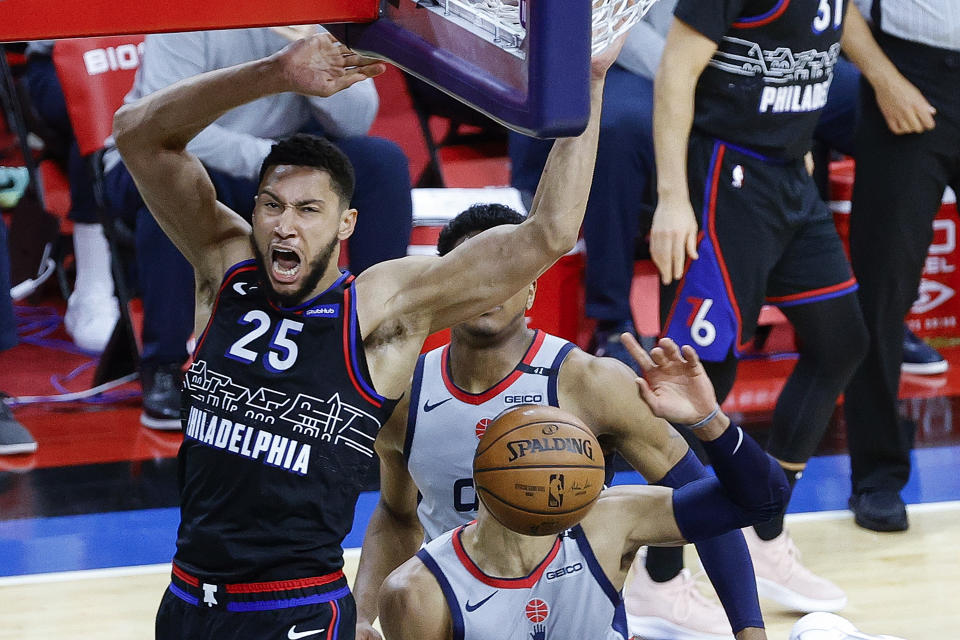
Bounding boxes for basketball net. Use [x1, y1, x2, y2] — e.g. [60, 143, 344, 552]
[434, 0, 657, 56]
[591, 0, 658, 55]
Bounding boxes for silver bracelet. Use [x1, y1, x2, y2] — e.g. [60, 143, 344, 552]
[685, 405, 720, 430]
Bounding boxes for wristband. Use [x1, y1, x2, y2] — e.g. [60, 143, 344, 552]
[681, 405, 720, 430]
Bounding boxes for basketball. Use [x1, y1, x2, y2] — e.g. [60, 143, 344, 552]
[473, 405, 605, 536]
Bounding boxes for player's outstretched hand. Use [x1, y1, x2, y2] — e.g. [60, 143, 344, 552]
[356, 621, 383, 640]
[274, 32, 386, 98]
[621, 334, 719, 425]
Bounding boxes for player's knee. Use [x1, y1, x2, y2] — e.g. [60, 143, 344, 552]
[843, 319, 869, 373]
[817, 313, 868, 377]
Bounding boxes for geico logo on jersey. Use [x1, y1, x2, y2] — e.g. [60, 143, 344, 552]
[83, 42, 144, 76]
[505, 437, 595, 462]
[545, 563, 583, 581]
[504, 394, 543, 404]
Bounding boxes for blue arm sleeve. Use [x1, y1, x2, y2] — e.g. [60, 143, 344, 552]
[655, 448, 764, 632]
[670, 426, 791, 632]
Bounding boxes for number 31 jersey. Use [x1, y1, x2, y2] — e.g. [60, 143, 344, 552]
[177, 259, 397, 582]
[405, 330, 576, 542]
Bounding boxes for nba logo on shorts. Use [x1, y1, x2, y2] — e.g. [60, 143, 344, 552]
[732, 165, 744, 189]
[525, 598, 549, 623]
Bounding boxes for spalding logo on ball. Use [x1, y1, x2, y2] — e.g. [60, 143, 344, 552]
[473, 404, 605, 536]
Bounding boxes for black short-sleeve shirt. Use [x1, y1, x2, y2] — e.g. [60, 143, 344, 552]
[673, 0, 846, 159]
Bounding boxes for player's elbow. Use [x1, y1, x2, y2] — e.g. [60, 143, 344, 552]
[740, 461, 791, 524]
[536, 219, 579, 260]
[766, 463, 791, 516]
[112, 104, 136, 152]
[112, 102, 153, 159]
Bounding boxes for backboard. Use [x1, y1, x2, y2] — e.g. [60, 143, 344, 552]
[331, 1, 593, 138]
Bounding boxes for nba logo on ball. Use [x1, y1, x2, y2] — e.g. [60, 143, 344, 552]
[525, 598, 549, 623]
[548, 473, 564, 508]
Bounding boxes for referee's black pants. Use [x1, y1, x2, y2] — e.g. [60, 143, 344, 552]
[844, 34, 960, 495]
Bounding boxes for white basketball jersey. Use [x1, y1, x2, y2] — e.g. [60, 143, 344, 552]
[417, 524, 629, 640]
[405, 331, 577, 542]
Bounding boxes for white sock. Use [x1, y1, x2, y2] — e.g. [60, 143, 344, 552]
[71, 222, 115, 299]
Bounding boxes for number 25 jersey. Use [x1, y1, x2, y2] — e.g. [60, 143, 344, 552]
[177, 260, 397, 582]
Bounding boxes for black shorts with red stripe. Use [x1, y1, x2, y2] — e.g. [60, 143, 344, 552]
[156, 563, 356, 640]
[661, 133, 857, 361]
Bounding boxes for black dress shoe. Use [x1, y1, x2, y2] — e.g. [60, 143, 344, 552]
[901, 327, 948, 375]
[849, 490, 908, 532]
[140, 363, 184, 431]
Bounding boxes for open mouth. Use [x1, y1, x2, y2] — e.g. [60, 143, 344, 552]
[271, 247, 302, 283]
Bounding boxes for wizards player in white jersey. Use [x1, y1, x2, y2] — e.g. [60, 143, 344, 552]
[408, 329, 576, 542]
[378, 336, 790, 640]
[355, 207, 768, 640]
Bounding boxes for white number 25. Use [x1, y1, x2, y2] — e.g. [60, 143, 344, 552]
[227, 310, 304, 372]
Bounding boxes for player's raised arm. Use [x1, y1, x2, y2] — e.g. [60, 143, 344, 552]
[354, 394, 424, 640]
[113, 33, 385, 287]
[355, 39, 624, 337]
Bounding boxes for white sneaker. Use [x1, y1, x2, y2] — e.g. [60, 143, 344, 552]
[64, 291, 119, 353]
[790, 612, 905, 640]
[625, 553, 733, 640]
[743, 527, 847, 613]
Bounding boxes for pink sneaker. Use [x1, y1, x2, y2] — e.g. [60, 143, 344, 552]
[743, 527, 847, 613]
[625, 554, 733, 640]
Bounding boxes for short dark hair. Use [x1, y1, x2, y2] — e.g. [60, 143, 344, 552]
[258, 134, 355, 205]
[436, 203, 526, 256]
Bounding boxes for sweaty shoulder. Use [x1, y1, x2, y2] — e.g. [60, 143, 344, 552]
[353, 256, 436, 337]
[558, 349, 644, 431]
[380, 556, 450, 640]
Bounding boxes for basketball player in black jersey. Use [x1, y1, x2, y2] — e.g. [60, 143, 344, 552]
[113, 33, 623, 639]
[648, 0, 929, 616]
